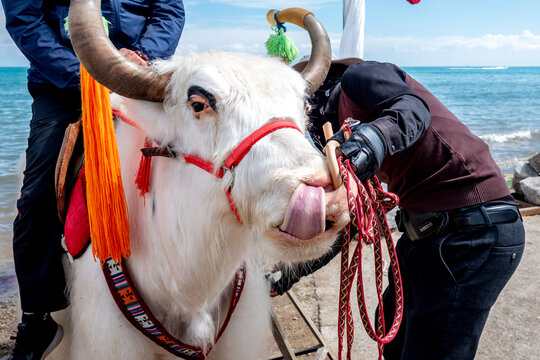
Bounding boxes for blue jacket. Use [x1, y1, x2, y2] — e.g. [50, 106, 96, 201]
[2, 0, 185, 88]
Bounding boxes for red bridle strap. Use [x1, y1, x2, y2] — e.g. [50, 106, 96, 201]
[184, 120, 303, 176]
[183, 154, 218, 177]
[223, 120, 302, 170]
[185, 119, 303, 223]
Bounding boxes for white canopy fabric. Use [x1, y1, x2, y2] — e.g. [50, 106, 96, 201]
[340, 0, 365, 59]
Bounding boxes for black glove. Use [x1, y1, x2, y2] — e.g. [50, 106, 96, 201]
[269, 236, 343, 296]
[267, 265, 302, 296]
[330, 123, 387, 181]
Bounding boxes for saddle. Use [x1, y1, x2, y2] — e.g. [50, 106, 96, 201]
[54, 118, 90, 259]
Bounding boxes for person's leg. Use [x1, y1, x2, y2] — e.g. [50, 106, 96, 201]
[382, 219, 525, 360]
[10, 83, 81, 360]
[13, 83, 81, 313]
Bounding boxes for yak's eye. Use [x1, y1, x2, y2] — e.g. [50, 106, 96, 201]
[188, 94, 212, 119]
[187, 87, 216, 119]
[191, 102, 206, 113]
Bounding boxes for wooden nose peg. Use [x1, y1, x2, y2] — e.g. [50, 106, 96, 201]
[323, 122, 343, 189]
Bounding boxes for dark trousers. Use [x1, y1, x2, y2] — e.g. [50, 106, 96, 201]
[13, 82, 81, 313]
[380, 218, 525, 360]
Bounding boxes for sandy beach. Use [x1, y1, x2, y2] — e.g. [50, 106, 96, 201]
[1, 215, 539, 359]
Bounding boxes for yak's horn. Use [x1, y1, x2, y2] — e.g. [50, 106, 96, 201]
[267, 8, 332, 95]
[68, 0, 170, 102]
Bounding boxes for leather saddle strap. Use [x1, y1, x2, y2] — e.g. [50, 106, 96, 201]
[55, 118, 83, 223]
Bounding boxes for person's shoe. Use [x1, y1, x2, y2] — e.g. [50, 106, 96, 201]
[8, 313, 63, 360]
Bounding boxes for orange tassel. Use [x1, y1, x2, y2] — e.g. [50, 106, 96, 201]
[80, 65, 130, 262]
[135, 137, 153, 197]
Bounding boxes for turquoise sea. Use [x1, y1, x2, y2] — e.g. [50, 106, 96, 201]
[0, 66, 540, 273]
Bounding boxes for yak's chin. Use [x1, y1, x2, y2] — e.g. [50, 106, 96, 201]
[263, 225, 343, 263]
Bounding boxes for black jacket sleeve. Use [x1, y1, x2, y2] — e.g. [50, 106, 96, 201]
[340, 61, 431, 155]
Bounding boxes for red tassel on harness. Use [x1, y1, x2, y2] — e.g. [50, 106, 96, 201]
[135, 137, 153, 197]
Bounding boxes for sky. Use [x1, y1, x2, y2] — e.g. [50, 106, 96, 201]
[1, 0, 540, 67]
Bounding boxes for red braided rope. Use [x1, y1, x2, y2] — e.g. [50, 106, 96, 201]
[337, 157, 403, 360]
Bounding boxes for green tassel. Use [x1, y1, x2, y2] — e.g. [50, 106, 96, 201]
[64, 15, 111, 37]
[265, 27, 299, 63]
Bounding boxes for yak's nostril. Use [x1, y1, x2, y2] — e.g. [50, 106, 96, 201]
[323, 184, 335, 193]
[325, 220, 334, 231]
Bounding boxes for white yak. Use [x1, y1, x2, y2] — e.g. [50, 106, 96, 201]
[51, 2, 351, 359]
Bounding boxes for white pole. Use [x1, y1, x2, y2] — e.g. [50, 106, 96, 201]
[340, 0, 365, 59]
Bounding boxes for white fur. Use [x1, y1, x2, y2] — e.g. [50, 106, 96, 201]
[51, 51, 347, 359]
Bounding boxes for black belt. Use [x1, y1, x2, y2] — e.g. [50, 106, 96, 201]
[451, 204, 521, 228]
[396, 204, 521, 241]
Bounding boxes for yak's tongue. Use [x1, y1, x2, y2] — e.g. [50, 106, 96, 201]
[280, 183, 325, 240]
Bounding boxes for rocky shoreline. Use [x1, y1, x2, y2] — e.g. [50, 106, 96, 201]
[0, 295, 16, 358]
[512, 152, 540, 205]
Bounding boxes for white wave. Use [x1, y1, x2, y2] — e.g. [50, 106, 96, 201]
[495, 157, 527, 174]
[480, 129, 540, 143]
[449, 66, 508, 70]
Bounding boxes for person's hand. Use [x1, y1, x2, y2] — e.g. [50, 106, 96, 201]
[330, 123, 387, 181]
[119, 48, 149, 67]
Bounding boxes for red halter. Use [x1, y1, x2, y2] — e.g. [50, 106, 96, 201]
[113, 110, 303, 224]
[183, 119, 303, 223]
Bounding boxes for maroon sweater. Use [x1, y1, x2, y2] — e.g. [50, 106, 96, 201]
[335, 62, 510, 212]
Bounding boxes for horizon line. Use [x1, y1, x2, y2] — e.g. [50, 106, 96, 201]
[1, 65, 540, 69]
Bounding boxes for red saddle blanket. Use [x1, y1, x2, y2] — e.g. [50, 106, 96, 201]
[64, 165, 90, 258]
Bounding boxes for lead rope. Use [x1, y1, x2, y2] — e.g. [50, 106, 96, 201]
[336, 158, 403, 360]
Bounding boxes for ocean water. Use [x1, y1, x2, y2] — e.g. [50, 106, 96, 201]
[0, 68, 31, 273]
[0, 66, 539, 271]
[403, 66, 540, 171]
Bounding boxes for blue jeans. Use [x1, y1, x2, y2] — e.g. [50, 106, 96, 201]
[380, 218, 525, 360]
